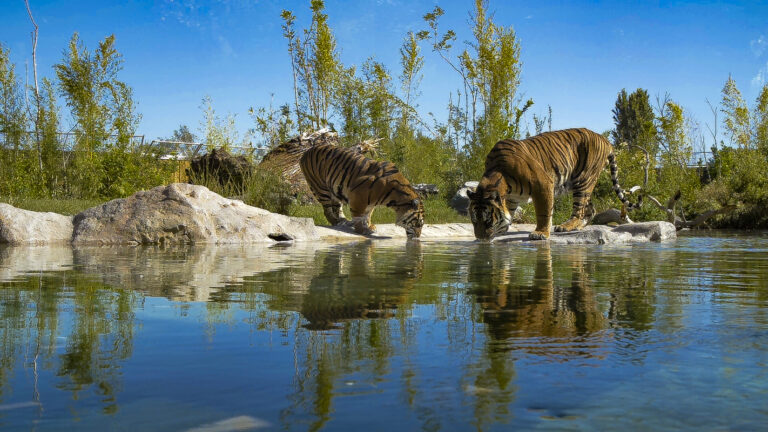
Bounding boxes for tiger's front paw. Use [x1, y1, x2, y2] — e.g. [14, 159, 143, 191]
[528, 230, 550, 240]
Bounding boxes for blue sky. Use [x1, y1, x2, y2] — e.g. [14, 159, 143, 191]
[1, 0, 767, 144]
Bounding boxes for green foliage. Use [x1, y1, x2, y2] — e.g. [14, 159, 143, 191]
[721, 75, 751, 148]
[420, 1, 530, 179]
[754, 83, 768, 153]
[612, 88, 657, 151]
[200, 95, 239, 151]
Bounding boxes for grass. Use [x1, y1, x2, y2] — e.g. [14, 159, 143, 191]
[289, 197, 469, 226]
[1, 197, 105, 215]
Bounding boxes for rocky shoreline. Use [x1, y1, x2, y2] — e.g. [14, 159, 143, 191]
[0, 183, 676, 246]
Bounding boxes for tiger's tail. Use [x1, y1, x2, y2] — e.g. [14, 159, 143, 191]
[607, 152, 643, 211]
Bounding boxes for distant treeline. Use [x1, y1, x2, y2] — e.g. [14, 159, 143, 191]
[1, 0, 767, 227]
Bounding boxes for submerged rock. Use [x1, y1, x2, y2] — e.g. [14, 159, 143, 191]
[0, 204, 74, 245]
[71, 183, 320, 245]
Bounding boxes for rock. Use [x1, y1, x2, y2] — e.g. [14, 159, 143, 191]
[0, 203, 74, 245]
[71, 183, 321, 245]
[449, 181, 479, 215]
[611, 221, 678, 242]
[591, 208, 633, 225]
[494, 221, 677, 244]
[186, 147, 253, 188]
[413, 183, 439, 198]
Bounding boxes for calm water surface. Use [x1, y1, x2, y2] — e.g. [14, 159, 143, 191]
[1, 233, 767, 431]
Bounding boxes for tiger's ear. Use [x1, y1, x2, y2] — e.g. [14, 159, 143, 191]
[412, 199, 420, 208]
[467, 190, 476, 200]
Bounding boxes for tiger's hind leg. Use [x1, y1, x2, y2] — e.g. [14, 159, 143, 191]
[323, 202, 347, 226]
[309, 184, 347, 226]
[555, 183, 595, 232]
[349, 194, 375, 235]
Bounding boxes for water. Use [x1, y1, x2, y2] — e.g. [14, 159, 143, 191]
[1, 233, 767, 431]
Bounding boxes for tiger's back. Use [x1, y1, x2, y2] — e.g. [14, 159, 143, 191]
[299, 144, 424, 238]
[468, 128, 640, 240]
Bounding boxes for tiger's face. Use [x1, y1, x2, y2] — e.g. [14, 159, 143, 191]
[467, 189, 511, 240]
[391, 198, 424, 239]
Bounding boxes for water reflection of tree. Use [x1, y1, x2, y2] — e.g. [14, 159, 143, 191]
[0, 269, 137, 415]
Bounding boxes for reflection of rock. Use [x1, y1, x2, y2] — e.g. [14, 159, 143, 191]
[0, 245, 74, 281]
[71, 243, 331, 302]
[72, 183, 321, 245]
[0, 203, 73, 245]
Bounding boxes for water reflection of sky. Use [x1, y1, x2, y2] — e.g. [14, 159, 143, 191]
[1, 234, 767, 430]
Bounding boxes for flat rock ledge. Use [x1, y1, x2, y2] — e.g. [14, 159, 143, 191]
[0, 184, 676, 245]
[319, 221, 677, 244]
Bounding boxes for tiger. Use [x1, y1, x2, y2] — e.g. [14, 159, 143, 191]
[299, 143, 425, 239]
[467, 128, 642, 241]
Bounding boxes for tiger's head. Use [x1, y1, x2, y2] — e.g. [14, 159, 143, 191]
[388, 196, 424, 239]
[467, 187, 511, 241]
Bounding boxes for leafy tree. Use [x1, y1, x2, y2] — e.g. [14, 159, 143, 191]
[754, 83, 768, 154]
[249, 100, 294, 150]
[420, 1, 530, 178]
[720, 75, 751, 149]
[611, 88, 657, 151]
[199, 95, 239, 151]
[280, 0, 341, 131]
[655, 98, 698, 202]
[0, 44, 28, 153]
[0, 44, 32, 196]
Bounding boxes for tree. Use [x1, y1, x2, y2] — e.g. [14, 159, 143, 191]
[199, 95, 238, 151]
[612, 88, 657, 151]
[420, 1, 530, 178]
[720, 75, 751, 149]
[0, 44, 29, 153]
[280, 0, 342, 131]
[754, 83, 768, 154]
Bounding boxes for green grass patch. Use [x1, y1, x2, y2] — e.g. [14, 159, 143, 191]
[1, 197, 105, 215]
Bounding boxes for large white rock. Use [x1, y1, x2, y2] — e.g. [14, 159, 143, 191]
[0, 203, 74, 245]
[71, 183, 322, 245]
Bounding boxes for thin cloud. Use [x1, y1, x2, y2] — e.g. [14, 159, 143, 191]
[753, 61, 768, 87]
[752, 35, 767, 57]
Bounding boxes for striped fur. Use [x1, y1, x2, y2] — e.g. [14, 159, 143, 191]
[299, 144, 424, 238]
[467, 128, 642, 240]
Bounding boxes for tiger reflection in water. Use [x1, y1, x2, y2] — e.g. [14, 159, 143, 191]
[468, 245, 605, 346]
[299, 241, 423, 330]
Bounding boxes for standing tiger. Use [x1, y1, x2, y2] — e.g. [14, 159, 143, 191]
[299, 144, 425, 239]
[468, 128, 642, 240]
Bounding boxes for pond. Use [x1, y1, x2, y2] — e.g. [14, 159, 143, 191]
[1, 233, 767, 431]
